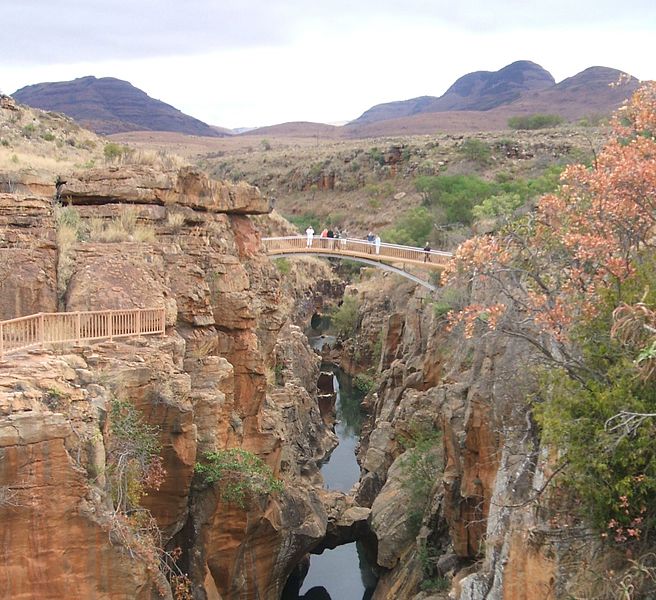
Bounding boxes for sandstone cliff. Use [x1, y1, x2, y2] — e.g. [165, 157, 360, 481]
[338, 273, 563, 600]
[0, 166, 339, 599]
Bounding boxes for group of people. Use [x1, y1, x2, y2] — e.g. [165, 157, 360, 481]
[303, 226, 433, 262]
[304, 226, 345, 249]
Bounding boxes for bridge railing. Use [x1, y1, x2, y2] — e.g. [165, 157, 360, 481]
[0, 307, 166, 359]
[262, 236, 453, 265]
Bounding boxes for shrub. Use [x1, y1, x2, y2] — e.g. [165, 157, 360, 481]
[331, 296, 360, 337]
[21, 123, 37, 138]
[508, 114, 564, 130]
[368, 147, 385, 166]
[106, 399, 164, 513]
[166, 212, 185, 232]
[382, 206, 433, 247]
[104, 142, 128, 162]
[274, 258, 291, 275]
[353, 374, 374, 394]
[194, 449, 283, 508]
[458, 138, 492, 165]
[471, 191, 523, 219]
[398, 425, 442, 535]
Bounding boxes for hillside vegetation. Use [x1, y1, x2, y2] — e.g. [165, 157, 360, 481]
[444, 81, 656, 597]
[197, 126, 608, 249]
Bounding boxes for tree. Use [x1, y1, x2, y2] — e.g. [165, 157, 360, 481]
[443, 82, 656, 553]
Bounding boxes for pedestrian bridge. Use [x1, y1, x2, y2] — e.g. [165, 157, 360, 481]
[262, 236, 452, 291]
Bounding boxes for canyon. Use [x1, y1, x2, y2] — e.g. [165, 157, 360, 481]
[0, 163, 572, 600]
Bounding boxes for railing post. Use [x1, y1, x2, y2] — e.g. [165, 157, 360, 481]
[160, 308, 166, 336]
[108, 311, 113, 341]
[0, 322, 4, 358]
[39, 313, 45, 350]
[76, 312, 81, 342]
[136, 310, 141, 337]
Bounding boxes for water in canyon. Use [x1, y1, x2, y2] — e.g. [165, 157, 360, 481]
[283, 344, 377, 600]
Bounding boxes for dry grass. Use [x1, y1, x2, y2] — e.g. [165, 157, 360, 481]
[0, 103, 102, 176]
[88, 207, 157, 244]
[166, 212, 186, 232]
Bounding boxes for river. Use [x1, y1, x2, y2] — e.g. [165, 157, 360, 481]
[283, 357, 378, 600]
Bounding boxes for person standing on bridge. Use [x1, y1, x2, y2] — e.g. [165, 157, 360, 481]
[306, 225, 315, 248]
[367, 231, 375, 254]
[423, 241, 431, 262]
[375, 234, 381, 255]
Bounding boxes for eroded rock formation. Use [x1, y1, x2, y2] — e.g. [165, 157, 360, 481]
[0, 166, 340, 599]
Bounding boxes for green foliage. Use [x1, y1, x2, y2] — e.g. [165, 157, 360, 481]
[415, 169, 562, 226]
[398, 424, 442, 535]
[260, 138, 271, 151]
[353, 373, 374, 394]
[420, 576, 450, 593]
[331, 296, 359, 337]
[416, 175, 493, 225]
[471, 192, 523, 219]
[458, 138, 492, 165]
[382, 206, 433, 246]
[41, 132, 56, 142]
[535, 258, 656, 544]
[194, 449, 283, 508]
[104, 142, 128, 162]
[21, 123, 37, 138]
[432, 285, 469, 317]
[55, 205, 84, 235]
[107, 399, 163, 512]
[368, 147, 385, 166]
[508, 114, 564, 130]
[284, 212, 321, 233]
[274, 258, 291, 275]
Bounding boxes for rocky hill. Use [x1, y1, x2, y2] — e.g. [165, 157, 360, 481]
[353, 60, 556, 124]
[12, 76, 223, 137]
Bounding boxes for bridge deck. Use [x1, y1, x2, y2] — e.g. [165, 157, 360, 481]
[262, 236, 451, 271]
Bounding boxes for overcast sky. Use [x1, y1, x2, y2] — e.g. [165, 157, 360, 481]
[2, 1, 655, 128]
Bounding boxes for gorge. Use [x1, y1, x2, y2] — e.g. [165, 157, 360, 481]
[1, 81, 656, 600]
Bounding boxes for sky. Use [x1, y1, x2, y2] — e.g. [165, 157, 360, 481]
[2, 1, 655, 129]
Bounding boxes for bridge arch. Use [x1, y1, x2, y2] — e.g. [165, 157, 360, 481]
[269, 252, 438, 291]
[263, 237, 453, 292]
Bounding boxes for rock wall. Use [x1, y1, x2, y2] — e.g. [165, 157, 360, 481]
[344, 275, 560, 599]
[0, 166, 337, 599]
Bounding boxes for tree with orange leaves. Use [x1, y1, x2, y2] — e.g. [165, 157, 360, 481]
[444, 81, 656, 381]
[443, 82, 656, 566]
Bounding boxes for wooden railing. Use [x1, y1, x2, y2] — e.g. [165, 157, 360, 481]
[262, 236, 453, 269]
[0, 307, 166, 359]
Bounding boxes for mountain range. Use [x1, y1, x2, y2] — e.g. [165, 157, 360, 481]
[12, 76, 223, 137]
[12, 61, 640, 138]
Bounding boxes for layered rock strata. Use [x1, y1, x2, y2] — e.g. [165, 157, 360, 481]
[0, 167, 338, 599]
[340, 274, 559, 599]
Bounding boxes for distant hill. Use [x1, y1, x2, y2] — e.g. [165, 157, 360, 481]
[341, 64, 639, 137]
[502, 66, 640, 120]
[353, 61, 555, 124]
[12, 76, 224, 137]
[239, 121, 342, 139]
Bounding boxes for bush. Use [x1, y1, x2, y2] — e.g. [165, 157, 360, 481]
[104, 142, 128, 162]
[194, 449, 283, 508]
[331, 296, 359, 337]
[106, 399, 164, 513]
[508, 114, 564, 130]
[353, 373, 374, 394]
[382, 206, 433, 246]
[398, 425, 442, 535]
[458, 138, 492, 165]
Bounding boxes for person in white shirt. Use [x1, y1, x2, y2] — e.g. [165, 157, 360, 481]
[306, 226, 315, 248]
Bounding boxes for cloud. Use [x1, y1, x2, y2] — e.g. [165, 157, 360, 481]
[4, 0, 655, 65]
